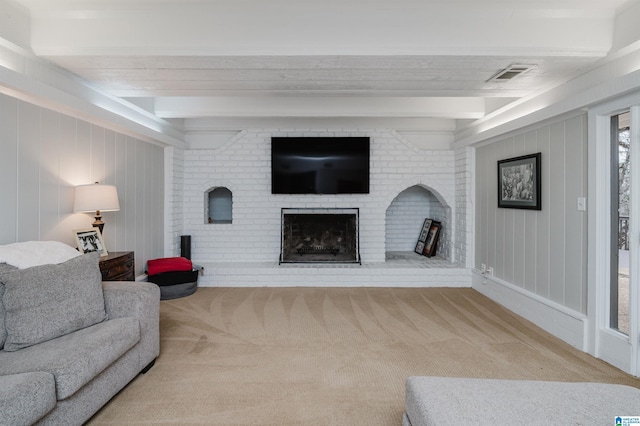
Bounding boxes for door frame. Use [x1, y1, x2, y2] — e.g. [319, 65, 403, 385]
[587, 94, 640, 376]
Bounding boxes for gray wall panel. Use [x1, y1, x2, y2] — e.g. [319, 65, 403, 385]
[476, 113, 588, 314]
[0, 93, 164, 276]
[0, 96, 18, 243]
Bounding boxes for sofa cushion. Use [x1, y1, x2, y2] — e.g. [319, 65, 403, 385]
[0, 263, 17, 350]
[0, 240, 81, 269]
[0, 317, 140, 400]
[0, 282, 5, 350]
[0, 372, 56, 426]
[0, 252, 106, 351]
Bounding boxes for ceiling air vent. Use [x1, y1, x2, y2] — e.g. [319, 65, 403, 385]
[486, 64, 535, 83]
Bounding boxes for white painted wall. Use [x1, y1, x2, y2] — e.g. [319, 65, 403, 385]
[475, 112, 588, 314]
[175, 129, 463, 265]
[0, 92, 165, 276]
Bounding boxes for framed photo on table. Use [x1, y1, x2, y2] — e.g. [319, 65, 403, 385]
[73, 228, 108, 257]
[497, 153, 541, 210]
[415, 218, 433, 254]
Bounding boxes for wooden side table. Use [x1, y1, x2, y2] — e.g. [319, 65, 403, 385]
[99, 251, 135, 281]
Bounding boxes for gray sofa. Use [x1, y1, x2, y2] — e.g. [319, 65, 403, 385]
[0, 251, 160, 425]
[404, 376, 640, 425]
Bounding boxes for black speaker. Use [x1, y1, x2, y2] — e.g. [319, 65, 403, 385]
[180, 235, 191, 260]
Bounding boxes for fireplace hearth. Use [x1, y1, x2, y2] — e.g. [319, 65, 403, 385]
[280, 208, 360, 264]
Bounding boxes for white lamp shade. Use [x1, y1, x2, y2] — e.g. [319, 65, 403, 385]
[73, 183, 120, 213]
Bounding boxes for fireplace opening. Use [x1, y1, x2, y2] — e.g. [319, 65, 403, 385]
[280, 208, 360, 264]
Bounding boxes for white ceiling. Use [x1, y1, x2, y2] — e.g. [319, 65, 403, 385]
[7, 0, 637, 124]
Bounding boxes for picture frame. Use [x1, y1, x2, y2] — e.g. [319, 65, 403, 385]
[415, 218, 433, 254]
[497, 152, 541, 210]
[423, 221, 441, 258]
[73, 228, 108, 257]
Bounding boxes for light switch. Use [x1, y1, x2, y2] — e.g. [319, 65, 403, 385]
[577, 197, 586, 211]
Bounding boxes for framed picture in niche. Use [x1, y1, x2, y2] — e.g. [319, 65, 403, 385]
[415, 218, 432, 254]
[73, 228, 108, 257]
[497, 152, 541, 210]
[422, 221, 441, 258]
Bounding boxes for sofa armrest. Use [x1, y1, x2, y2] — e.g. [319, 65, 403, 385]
[102, 281, 160, 371]
[0, 372, 56, 426]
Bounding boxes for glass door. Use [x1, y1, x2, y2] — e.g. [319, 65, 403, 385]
[590, 102, 639, 376]
[611, 112, 631, 336]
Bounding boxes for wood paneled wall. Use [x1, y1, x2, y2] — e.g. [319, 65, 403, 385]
[0, 93, 164, 276]
[475, 113, 588, 313]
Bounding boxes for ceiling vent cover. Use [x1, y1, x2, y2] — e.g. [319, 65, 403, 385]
[486, 64, 535, 83]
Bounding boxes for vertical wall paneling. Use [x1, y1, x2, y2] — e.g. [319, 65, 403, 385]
[524, 129, 539, 293]
[0, 96, 18, 243]
[102, 129, 117, 251]
[0, 93, 164, 276]
[549, 121, 567, 304]
[512, 134, 527, 287]
[76, 121, 91, 185]
[90, 125, 105, 184]
[537, 126, 551, 298]
[503, 140, 516, 284]
[564, 115, 586, 312]
[124, 138, 137, 255]
[114, 133, 127, 252]
[475, 145, 491, 268]
[487, 142, 498, 274]
[17, 102, 41, 241]
[476, 113, 588, 314]
[40, 109, 61, 241]
[135, 141, 146, 272]
[494, 142, 505, 277]
[58, 115, 83, 236]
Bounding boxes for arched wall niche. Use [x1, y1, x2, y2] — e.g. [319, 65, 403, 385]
[205, 187, 233, 224]
[384, 184, 452, 261]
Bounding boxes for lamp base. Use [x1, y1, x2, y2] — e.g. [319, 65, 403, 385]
[93, 213, 105, 234]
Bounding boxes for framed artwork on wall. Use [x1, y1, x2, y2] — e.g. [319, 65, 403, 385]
[73, 228, 108, 257]
[415, 218, 433, 254]
[497, 152, 542, 210]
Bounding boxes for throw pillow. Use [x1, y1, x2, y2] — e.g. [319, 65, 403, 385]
[0, 252, 107, 352]
[0, 241, 81, 269]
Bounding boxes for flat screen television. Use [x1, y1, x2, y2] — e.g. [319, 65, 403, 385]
[271, 137, 370, 194]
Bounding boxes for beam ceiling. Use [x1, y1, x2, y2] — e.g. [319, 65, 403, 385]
[5, 0, 635, 125]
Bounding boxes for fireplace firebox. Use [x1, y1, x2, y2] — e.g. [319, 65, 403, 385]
[280, 208, 360, 264]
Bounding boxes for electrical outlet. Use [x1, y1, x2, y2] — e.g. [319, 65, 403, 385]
[481, 263, 487, 274]
[577, 197, 586, 211]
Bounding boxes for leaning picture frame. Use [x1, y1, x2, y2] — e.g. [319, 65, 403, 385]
[423, 221, 441, 258]
[497, 152, 542, 210]
[415, 218, 433, 254]
[73, 228, 108, 257]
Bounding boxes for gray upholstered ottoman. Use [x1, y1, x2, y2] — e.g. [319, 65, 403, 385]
[404, 376, 640, 425]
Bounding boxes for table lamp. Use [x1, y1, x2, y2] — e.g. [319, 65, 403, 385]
[73, 182, 120, 233]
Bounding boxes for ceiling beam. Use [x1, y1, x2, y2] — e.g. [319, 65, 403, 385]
[154, 96, 486, 119]
[25, 1, 618, 58]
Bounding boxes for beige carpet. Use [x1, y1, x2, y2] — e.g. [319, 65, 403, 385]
[88, 287, 640, 425]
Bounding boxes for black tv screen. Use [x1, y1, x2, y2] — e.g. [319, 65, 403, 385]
[271, 137, 370, 194]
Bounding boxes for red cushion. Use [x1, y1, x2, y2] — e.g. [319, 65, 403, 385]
[147, 257, 193, 276]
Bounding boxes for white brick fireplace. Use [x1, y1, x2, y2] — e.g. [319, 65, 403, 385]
[165, 129, 473, 287]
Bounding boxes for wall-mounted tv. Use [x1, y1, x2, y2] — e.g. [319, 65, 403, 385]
[271, 137, 370, 194]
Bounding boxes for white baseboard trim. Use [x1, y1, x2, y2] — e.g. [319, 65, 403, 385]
[471, 270, 587, 351]
[196, 262, 472, 288]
